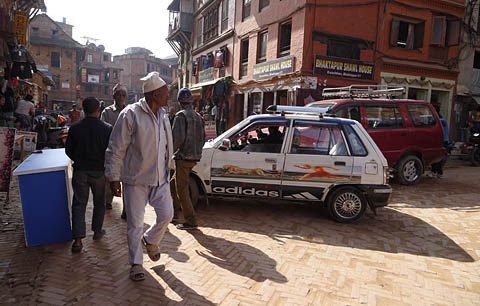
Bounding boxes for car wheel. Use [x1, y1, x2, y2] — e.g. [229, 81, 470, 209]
[396, 155, 423, 185]
[327, 187, 367, 223]
[189, 177, 200, 207]
[471, 148, 480, 167]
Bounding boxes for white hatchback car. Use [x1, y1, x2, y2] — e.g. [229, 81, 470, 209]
[189, 106, 392, 223]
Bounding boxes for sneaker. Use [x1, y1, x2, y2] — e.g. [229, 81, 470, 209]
[426, 173, 437, 178]
[176, 223, 197, 230]
[437, 174, 443, 178]
[93, 229, 106, 240]
[106, 203, 113, 210]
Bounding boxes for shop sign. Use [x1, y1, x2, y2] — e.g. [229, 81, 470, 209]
[199, 67, 214, 83]
[14, 13, 28, 46]
[0, 128, 15, 193]
[62, 82, 70, 89]
[81, 68, 87, 83]
[314, 55, 374, 80]
[37, 64, 49, 72]
[253, 56, 294, 80]
[205, 120, 217, 140]
[87, 74, 99, 83]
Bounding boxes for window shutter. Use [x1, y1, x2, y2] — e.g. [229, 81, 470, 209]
[197, 18, 203, 47]
[446, 19, 460, 46]
[431, 16, 446, 46]
[413, 22, 425, 49]
[390, 19, 400, 46]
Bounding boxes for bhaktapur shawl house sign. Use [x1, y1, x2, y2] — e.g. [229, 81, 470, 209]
[253, 56, 295, 80]
[314, 55, 374, 80]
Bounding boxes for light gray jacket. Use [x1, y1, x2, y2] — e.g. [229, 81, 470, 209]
[104, 98, 173, 185]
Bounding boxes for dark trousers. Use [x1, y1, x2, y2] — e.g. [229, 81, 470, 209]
[431, 162, 443, 175]
[170, 160, 197, 226]
[71, 171, 106, 239]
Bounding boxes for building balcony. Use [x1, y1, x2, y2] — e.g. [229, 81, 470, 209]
[167, 11, 194, 40]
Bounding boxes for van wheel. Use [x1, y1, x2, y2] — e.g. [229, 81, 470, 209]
[189, 177, 200, 207]
[327, 187, 367, 223]
[396, 155, 423, 185]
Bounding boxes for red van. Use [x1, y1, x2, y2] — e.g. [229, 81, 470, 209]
[306, 85, 445, 185]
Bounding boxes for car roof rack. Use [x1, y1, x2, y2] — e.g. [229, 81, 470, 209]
[322, 85, 405, 99]
[266, 105, 335, 118]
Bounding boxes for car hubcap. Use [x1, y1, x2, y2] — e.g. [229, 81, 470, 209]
[403, 160, 418, 182]
[334, 192, 361, 218]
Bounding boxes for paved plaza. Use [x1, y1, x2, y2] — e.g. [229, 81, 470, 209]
[1, 160, 479, 305]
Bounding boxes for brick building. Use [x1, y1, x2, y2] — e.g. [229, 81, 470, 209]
[171, 0, 466, 132]
[78, 43, 123, 106]
[29, 14, 82, 111]
[114, 47, 176, 104]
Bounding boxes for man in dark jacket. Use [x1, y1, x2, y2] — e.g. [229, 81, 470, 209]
[170, 88, 205, 230]
[65, 97, 112, 253]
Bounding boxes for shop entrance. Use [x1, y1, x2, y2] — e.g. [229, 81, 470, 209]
[234, 94, 244, 125]
[430, 90, 450, 119]
[276, 90, 288, 105]
[263, 92, 274, 113]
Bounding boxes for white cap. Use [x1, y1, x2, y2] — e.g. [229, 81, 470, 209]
[141, 72, 166, 93]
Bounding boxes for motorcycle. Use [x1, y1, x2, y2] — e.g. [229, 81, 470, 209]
[33, 115, 68, 149]
[468, 128, 480, 166]
[450, 127, 480, 167]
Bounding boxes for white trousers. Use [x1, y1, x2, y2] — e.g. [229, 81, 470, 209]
[123, 182, 173, 265]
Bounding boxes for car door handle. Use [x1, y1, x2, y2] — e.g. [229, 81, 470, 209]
[265, 158, 277, 163]
[334, 161, 346, 166]
[400, 133, 407, 136]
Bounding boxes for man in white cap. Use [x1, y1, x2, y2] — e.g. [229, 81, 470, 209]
[104, 72, 173, 281]
[101, 83, 127, 215]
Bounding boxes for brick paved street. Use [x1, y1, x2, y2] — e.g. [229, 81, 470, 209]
[1, 160, 480, 306]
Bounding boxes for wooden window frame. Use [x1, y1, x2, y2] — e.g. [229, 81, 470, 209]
[257, 30, 268, 63]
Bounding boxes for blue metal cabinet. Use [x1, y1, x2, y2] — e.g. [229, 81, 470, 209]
[13, 149, 72, 246]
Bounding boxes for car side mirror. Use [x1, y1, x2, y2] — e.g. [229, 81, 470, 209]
[219, 139, 231, 151]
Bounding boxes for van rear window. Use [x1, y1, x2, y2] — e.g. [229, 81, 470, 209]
[406, 104, 436, 127]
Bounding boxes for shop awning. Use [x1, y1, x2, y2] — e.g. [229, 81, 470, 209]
[190, 77, 226, 90]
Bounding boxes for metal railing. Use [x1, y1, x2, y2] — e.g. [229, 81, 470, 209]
[322, 85, 405, 99]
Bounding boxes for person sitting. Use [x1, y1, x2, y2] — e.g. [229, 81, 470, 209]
[257, 126, 284, 145]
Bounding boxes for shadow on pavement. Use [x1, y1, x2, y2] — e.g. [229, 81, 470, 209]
[187, 229, 287, 283]
[198, 198, 475, 263]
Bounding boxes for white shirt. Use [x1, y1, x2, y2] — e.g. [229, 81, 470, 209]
[157, 108, 168, 186]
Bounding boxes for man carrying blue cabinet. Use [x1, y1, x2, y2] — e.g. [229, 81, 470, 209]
[65, 97, 112, 253]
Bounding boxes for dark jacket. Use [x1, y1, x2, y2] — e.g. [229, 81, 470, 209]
[65, 117, 112, 171]
[172, 105, 205, 161]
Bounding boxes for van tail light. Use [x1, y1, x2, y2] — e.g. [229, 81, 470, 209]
[383, 166, 391, 184]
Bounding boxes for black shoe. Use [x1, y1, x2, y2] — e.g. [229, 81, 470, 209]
[176, 223, 197, 230]
[171, 218, 181, 225]
[106, 203, 113, 210]
[71, 242, 83, 253]
[93, 230, 106, 240]
[121, 211, 127, 220]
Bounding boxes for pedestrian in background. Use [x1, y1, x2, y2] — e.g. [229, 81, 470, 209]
[65, 97, 112, 253]
[105, 72, 173, 281]
[101, 83, 127, 216]
[69, 103, 81, 125]
[14, 94, 34, 130]
[428, 113, 449, 178]
[170, 88, 205, 230]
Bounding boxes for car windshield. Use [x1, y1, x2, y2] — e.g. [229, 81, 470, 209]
[305, 102, 336, 109]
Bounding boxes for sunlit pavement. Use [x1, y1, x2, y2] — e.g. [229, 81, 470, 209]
[1, 159, 479, 305]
